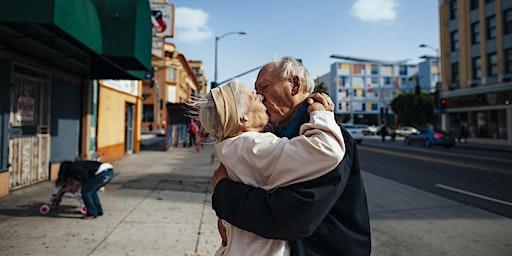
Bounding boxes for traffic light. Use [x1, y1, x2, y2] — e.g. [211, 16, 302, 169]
[440, 98, 448, 111]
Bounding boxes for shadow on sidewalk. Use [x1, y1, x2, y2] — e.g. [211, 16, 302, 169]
[116, 173, 212, 194]
[0, 204, 84, 219]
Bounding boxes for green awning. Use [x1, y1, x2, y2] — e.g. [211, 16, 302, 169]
[0, 0, 103, 54]
[91, 0, 152, 71]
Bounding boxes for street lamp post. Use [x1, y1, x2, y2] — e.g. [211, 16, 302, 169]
[213, 31, 246, 89]
[419, 43, 442, 128]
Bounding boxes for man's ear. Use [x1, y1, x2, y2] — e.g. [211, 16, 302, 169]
[290, 76, 301, 95]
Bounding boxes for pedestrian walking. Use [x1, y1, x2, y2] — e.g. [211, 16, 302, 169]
[381, 123, 388, 142]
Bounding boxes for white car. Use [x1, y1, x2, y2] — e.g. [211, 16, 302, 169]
[395, 126, 418, 137]
[341, 123, 364, 144]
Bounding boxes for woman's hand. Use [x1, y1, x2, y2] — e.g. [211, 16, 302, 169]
[307, 93, 334, 113]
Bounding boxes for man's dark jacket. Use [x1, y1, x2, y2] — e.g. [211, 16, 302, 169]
[212, 110, 371, 255]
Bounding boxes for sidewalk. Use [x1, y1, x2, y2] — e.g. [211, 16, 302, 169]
[0, 143, 511, 255]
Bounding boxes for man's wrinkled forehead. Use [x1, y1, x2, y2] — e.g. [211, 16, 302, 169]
[256, 63, 279, 88]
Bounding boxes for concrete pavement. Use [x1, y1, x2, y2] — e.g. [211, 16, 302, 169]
[0, 143, 511, 255]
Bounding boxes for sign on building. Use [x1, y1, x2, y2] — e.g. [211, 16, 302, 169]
[102, 80, 139, 96]
[152, 36, 163, 57]
[150, 1, 175, 38]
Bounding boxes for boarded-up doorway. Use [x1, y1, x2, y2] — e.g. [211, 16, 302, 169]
[8, 64, 51, 189]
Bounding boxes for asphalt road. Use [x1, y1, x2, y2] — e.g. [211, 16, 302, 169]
[358, 137, 512, 218]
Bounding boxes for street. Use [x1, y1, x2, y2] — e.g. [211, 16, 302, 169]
[0, 138, 511, 256]
[359, 137, 512, 218]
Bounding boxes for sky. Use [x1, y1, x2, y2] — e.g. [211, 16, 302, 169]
[167, 0, 439, 90]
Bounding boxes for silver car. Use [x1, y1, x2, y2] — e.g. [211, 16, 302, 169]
[341, 123, 364, 144]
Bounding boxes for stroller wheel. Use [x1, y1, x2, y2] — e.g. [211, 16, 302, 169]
[39, 205, 50, 215]
[79, 206, 88, 215]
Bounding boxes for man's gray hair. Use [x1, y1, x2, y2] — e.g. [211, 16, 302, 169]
[272, 56, 314, 93]
[193, 80, 247, 142]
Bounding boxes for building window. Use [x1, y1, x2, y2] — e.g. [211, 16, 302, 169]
[470, 0, 479, 10]
[451, 62, 459, 85]
[485, 0, 494, 3]
[371, 65, 379, 75]
[399, 65, 407, 76]
[487, 52, 498, 77]
[504, 8, 512, 35]
[450, 30, 459, 51]
[486, 15, 497, 40]
[384, 77, 392, 84]
[371, 77, 379, 84]
[143, 104, 154, 122]
[168, 67, 177, 81]
[506, 48, 512, 74]
[449, 0, 458, 20]
[471, 57, 481, 79]
[372, 103, 378, 111]
[471, 21, 480, 45]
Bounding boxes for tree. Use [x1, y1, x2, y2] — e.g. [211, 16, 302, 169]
[313, 82, 329, 95]
[390, 93, 434, 126]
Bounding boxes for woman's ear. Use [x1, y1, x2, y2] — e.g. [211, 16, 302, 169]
[239, 114, 249, 126]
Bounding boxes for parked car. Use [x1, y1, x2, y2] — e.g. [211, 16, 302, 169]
[405, 128, 455, 148]
[354, 124, 372, 136]
[394, 126, 418, 137]
[367, 125, 378, 135]
[341, 123, 364, 144]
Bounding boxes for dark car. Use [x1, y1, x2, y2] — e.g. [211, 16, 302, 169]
[405, 128, 455, 148]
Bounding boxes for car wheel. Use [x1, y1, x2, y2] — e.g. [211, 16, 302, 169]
[423, 139, 432, 147]
[405, 138, 411, 145]
[444, 145, 453, 149]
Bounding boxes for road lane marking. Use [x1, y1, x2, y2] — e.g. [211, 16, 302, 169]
[359, 146, 511, 176]
[436, 184, 512, 207]
[361, 143, 512, 164]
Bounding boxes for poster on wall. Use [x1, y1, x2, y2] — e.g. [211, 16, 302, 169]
[150, 1, 175, 38]
[16, 96, 34, 122]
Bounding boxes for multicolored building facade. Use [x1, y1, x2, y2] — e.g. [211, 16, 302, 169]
[321, 56, 418, 124]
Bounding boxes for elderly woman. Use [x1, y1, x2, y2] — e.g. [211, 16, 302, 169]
[197, 81, 345, 256]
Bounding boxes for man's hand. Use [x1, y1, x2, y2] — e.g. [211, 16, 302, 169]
[307, 93, 334, 112]
[211, 163, 228, 189]
[218, 219, 227, 246]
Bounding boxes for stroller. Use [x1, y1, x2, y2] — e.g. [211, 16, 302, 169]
[39, 178, 87, 215]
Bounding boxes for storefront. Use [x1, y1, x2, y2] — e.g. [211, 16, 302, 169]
[442, 89, 512, 145]
[0, 0, 152, 196]
[97, 80, 142, 162]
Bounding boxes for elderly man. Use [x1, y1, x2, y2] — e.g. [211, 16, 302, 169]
[211, 57, 371, 255]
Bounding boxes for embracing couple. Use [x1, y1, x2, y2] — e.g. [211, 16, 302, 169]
[197, 57, 371, 256]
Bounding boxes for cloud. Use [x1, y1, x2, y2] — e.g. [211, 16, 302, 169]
[175, 7, 212, 44]
[349, 0, 398, 22]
